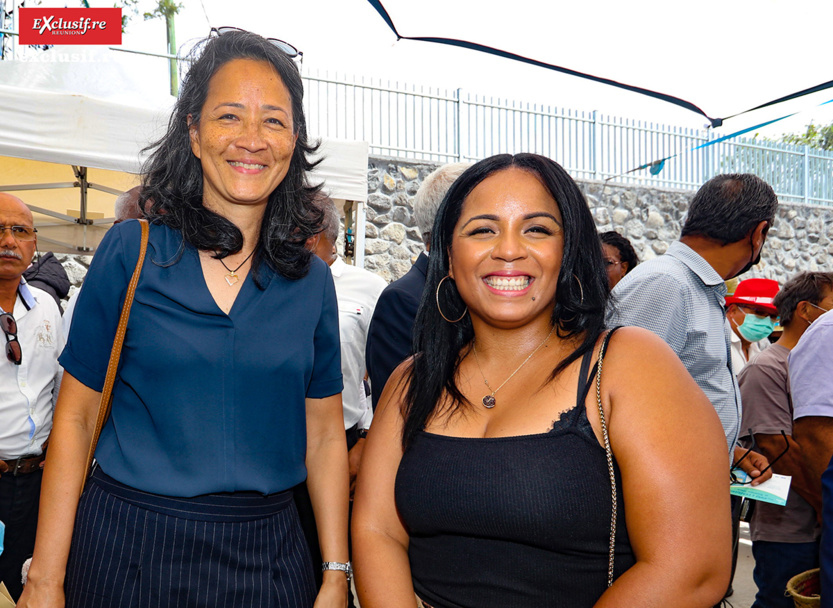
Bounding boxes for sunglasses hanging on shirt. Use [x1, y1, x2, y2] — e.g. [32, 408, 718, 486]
[1, 312, 21, 365]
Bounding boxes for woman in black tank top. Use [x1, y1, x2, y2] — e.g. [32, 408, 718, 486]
[353, 154, 732, 608]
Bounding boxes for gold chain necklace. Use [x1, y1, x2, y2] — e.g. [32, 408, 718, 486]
[217, 250, 255, 286]
[472, 325, 556, 409]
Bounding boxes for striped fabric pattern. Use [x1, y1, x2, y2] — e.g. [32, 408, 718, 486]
[608, 241, 741, 454]
[65, 471, 316, 608]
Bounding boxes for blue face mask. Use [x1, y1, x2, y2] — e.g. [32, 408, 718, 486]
[0, 518, 4, 557]
[738, 313, 775, 342]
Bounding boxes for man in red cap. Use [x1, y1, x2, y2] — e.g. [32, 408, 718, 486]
[725, 278, 780, 374]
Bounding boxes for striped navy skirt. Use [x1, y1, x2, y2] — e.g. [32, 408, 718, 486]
[65, 468, 316, 608]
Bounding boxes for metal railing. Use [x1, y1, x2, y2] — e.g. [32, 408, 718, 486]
[302, 70, 833, 206]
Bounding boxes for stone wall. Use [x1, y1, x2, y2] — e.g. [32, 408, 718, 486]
[58, 155, 833, 295]
[363, 156, 833, 285]
[362, 158, 443, 282]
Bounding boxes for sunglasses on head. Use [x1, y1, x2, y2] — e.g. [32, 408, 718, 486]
[210, 27, 302, 59]
[1, 312, 21, 366]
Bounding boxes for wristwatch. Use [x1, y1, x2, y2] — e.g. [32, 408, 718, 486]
[322, 561, 353, 582]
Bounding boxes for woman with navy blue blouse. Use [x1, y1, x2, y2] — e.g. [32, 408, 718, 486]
[19, 31, 350, 608]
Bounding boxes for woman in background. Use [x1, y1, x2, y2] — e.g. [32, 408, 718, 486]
[599, 230, 639, 289]
[19, 30, 348, 608]
[353, 154, 730, 607]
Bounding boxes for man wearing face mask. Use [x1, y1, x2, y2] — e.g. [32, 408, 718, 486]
[609, 174, 778, 603]
[610, 173, 778, 458]
[726, 278, 780, 375]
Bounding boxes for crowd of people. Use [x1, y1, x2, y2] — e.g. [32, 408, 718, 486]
[1, 27, 832, 608]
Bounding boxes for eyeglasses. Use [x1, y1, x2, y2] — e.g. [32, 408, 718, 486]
[604, 259, 622, 268]
[730, 429, 789, 485]
[1, 312, 21, 366]
[210, 27, 302, 59]
[737, 305, 779, 323]
[809, 302, 831, 314]
[0, 225, 37, 242]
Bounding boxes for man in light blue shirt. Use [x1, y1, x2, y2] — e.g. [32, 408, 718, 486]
[791, 309, 833, 599]
[608, 174, 778, 601]
[608, 173, 777, 461]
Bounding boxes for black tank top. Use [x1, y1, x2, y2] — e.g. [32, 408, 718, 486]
[395, 342, 636, 608]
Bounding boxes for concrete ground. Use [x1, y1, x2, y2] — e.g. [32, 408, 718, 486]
[730, 522, 758, 608]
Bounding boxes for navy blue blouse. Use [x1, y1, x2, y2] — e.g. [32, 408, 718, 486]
[60, 220, 342, 497]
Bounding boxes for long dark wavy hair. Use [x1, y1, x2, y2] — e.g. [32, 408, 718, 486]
[402, 154, 610, 449]
[141, 30, 322, 284]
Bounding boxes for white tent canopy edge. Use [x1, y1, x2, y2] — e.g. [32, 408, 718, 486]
[0, 46, 369, 261]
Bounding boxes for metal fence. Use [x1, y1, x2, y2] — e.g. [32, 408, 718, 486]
[302, 70, 833, 206]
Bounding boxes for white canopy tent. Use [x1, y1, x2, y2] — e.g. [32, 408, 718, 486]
[0, 46, 370, 261]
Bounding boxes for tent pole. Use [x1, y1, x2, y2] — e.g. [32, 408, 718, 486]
[73, 165, 92, 225]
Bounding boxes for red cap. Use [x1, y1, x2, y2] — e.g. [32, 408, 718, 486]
[725, 278, 780, 314]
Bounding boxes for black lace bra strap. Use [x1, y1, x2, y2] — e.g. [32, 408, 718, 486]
[575, 345, 595, 409]
[577, 327, 623, 409]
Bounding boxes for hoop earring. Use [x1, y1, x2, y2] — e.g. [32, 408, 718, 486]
[436, 275, 468, 323]
[560, 274, 585, 324]
[573, 273, 585, 306]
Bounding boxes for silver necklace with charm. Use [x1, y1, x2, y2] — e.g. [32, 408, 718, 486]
[472, 325, 556, 409]
[218, 250, 255, 286]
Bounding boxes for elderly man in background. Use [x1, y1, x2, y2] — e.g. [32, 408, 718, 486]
[307, 194, 386, 490]
[300, 193, 386, 594]
[726, 277, 780, 374]
[0, 193, 63, 601]
[365, 162, 470, 410]
[739, 272, 833, 608]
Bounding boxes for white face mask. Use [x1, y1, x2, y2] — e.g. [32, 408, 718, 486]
[808, 302, 832, 324]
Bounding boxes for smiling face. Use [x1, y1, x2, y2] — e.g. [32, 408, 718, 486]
[189, 58, 298, 216]
[448, 167, 564, 329]
[0, 193, 36, 284]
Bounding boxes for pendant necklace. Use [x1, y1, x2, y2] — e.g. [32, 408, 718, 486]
[472, 325, 556, 409]
[218, 250, 255, 286]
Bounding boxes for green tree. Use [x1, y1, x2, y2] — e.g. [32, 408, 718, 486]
[116, 0, 181, 95]
[143, 0, 182, 96]
[117, 0, 141, 33]
[778, 121, 833, 151]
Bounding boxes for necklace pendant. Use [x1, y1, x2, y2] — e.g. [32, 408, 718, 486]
[224, 272, 239, 287]
[482, 395, 496, 409]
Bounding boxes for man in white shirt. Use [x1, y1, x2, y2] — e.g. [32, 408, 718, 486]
[0, 193, 63, 600]
[301, 193, 386, 594]
[307, 195, 387, 482]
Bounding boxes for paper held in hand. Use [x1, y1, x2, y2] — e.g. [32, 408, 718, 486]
[0, 582, 15, 608]
[730, 472, 792, 506]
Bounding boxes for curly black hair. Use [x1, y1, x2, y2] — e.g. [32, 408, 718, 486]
[599, 231, 639, 274]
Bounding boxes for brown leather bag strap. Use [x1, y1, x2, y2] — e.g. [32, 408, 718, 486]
[81, 219, 149, 493]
